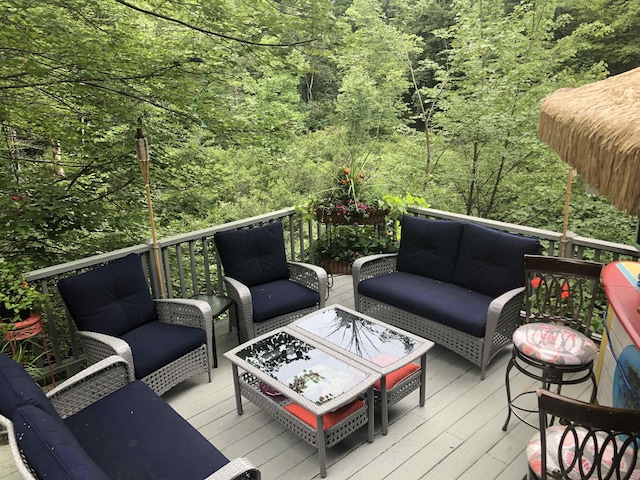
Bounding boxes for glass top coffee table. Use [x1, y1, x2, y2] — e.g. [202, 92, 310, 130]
[224, 328, 379, 478]
[289, 305, 434, 435]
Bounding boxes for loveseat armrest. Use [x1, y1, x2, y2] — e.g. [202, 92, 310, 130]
[480, 286, 525, 379]
[47, 356, 133, 418]
[352, 254, 398, 310]
[77, 330, 134, 368]
[205, 457, 261, 480]
[288, 261, 328, 307]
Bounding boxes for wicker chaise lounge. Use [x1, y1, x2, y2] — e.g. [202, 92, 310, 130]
[0, 354, 260, 480]
[353, 215, 540, 379]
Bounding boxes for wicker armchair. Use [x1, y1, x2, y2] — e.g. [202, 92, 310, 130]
[0, 354, 260, 479]
[58, 253, 213, 395]
[214, 222, 327, 342]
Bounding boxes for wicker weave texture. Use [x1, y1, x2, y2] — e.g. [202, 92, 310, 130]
[374, 369, 422, 408]
[224, 261, 327, 342]
[75, 298, 212, 396]
[354, 254, 524, 379]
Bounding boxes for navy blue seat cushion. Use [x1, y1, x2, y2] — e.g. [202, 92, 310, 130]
[121, 322, 206, 379]
[358, 272, 493, 337]
[13, 405, 108, 480]
[396, 215, 464, 283]
[65, 380, 229, 480]
[452, 223, 541, 298]
[250, 279, 320, 322]
[0, 354, 60, 420]
[57, 254, 157, 337]
[214, 223, 289, 287]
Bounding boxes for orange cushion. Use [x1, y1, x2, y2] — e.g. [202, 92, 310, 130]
[374, 363, 420, 390]
[284, 399, 365, 430]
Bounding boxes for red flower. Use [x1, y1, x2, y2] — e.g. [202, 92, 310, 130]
[343, 168, 350, 174]
[561, 281, 570, 299]
[531, 277, 543, 288]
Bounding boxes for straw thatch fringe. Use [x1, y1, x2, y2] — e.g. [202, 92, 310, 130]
[538, 67, 640, 215]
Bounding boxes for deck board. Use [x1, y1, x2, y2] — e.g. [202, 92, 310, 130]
[1, 273, 585, 479]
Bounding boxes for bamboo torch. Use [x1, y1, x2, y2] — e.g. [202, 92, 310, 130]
[136, 128, 165, 297]
[560, 167, 574, 258]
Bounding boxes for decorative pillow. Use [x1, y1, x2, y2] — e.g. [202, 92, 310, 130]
[214, 223, 289, 287]
[0, 353, 60, 420]
[452, 223, 541, 298]
[57, 254, 157, 337]
[396, 215, 464, 283]
[284, 399, 365, 430]
[374, 363, 420, 390]
[13, 405, 109, 480]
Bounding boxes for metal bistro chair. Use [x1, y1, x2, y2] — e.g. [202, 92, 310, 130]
[503, 254, 604, 430]
[526, 389, 640, 479]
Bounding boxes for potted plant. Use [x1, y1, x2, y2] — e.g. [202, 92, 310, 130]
[310, 225, 398, 274]
[310, 162, 389, 226]
[0, 258, 48, 328]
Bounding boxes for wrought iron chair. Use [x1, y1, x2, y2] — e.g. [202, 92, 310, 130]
[503, 254, 604, 430]
[58, 253, 213, 395]
[526, 389, 640, 479]
[214, 222, 327, 342]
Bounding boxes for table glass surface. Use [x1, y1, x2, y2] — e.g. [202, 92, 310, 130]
[235, 330, 368, 405]
[295, 307, 423, 368]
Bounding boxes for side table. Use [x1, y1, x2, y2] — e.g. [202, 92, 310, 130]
[192, 294, 233, 368]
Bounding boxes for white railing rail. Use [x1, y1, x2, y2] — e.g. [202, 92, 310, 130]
[19, 207, 639, 379]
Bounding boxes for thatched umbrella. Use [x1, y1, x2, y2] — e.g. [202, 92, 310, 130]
[538, 68, 640, 224]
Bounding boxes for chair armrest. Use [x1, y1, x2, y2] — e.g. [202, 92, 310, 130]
[223, 276, 253, 340]
[205, 458, 261, 480]
[46, 356, 133, 418]
[77, 330, 134, 368]
[288, 261, 328, 307]
[155, 298, 212, 330]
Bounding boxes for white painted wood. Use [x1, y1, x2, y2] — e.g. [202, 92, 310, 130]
[0, 273, 569, 480]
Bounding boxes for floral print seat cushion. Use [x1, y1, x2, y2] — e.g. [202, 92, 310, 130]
[513, 323, 598, 365]
[527, 425, 640, 478]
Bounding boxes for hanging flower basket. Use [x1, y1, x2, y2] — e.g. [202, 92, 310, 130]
[315, 207, 389, 226]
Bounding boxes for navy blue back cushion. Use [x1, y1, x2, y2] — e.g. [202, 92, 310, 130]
[452, 223, 541, 297]
[14, 405, 109, 480]
[397, 215, 464, 282]
[214, 222, 289, 287]
[0, 354, 60, 420]
[57, 254, 157, 337]
[66, 380, 230, 479]
[250, 279, 320, 322]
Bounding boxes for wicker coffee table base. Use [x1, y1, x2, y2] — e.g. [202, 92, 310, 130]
[234, 371, 374, 478]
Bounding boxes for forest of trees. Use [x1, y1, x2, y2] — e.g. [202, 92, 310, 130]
[1, 0, 639, 270]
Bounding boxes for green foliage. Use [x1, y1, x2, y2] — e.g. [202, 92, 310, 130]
[0, 259, 49, 322]
[311, 225, 397, 263]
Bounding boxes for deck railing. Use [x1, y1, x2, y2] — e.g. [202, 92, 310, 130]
[19, 206, 640, 379]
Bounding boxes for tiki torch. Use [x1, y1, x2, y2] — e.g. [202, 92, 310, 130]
[136, 128, 165, 297]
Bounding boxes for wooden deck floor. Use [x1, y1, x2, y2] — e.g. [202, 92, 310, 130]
[0, 274, 592, 479]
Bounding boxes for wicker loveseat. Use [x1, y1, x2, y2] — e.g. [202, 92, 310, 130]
[353, 215, 540, 379]
[0, 354, 260, 480]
